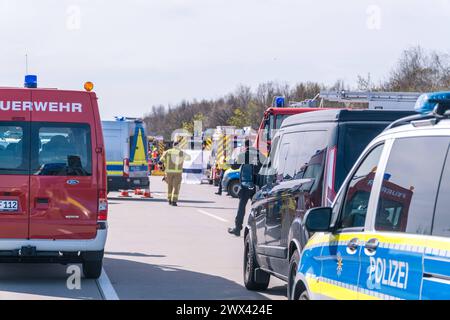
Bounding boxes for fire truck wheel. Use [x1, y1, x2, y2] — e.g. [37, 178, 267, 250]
[83, 260, 103, 279]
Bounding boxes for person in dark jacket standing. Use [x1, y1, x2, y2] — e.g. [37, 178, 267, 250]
[228, 140, 264, 236]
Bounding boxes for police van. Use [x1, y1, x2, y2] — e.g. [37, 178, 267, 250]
[0, 76, 107, 279]
[102, 118, 149, 191]
[293, 92, 450, 300]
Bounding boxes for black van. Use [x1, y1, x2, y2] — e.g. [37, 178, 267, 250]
[242, 109, 416, 298]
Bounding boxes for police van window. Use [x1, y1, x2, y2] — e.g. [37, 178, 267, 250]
[31, 123, 92, 176]
[431, 144, 450, 237]
[278, 131, 327, 181]
[276, 142, 290, 181]
[337, 144, 384, 230]
[375, 137, 449, 235]
[0, 123, 28, 174]
[293, 131, 327, 181]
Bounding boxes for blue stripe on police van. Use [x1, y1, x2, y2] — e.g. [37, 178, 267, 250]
[421, 277, 450, 300]
[107, 165, 123, 171]
[424, 256, 450, 279]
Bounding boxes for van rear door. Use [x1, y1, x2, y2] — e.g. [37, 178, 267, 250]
[29, 90, 99, 240]
[0, 89, 31, 239]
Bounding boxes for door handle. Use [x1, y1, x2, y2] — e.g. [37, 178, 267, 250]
[347, 238, 359, 252]
[365, 238, 379, 253]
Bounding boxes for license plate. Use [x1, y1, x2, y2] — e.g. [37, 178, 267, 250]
[133, 179, 141, 185]
[0, 200, 18, 212]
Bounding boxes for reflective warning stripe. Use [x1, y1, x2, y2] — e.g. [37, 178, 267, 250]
[158, 140, 165, 154]
[107, 171, 123, 176]
[305, 274, 398, 300]
[204, 137, 212, 151]
[305, 232, 450, 258]
[107, 162, 124, 176]
[216, 135, 225, 162]
[178, 136, 188, 149]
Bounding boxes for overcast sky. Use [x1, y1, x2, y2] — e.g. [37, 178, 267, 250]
[0, 0, 449, 119]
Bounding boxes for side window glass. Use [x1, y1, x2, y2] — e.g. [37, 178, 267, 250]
[0, 123, 26, 173]
[433, 145, 450, 237]
[276, 143, 289, 181]
[280, 131, 327, 181]
[375, 137, 449, 235]
[337, 144, 384, 230]
[33, 124, 92, 176]
[296, 132, 327, 182]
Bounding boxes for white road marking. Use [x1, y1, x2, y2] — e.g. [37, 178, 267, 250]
[196, 209, 228, 223]
[96, 268, 119, 300]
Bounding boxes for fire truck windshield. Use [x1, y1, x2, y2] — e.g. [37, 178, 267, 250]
[269, 114, 290, 139]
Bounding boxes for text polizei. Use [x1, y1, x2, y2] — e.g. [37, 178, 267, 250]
[0, 101, 83, 113]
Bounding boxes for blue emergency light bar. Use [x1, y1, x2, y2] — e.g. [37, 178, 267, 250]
[24, 75, 37, 88]
[415, 91, 450, 115]
[273, 96, 286, 108]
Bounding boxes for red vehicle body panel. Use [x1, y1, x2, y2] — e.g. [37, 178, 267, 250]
[0, 88, 106, 240]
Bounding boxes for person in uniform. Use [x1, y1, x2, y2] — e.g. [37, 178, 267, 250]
[160, 140, 191, 206]
[215, 154, 231, 196]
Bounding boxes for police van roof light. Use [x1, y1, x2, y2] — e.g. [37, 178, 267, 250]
[415, 92, 450, 115]
[24, 75, 37, 88]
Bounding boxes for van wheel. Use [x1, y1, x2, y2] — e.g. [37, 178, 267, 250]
[228, 180, 240, 198]
[244, 234, 270, 291]
[288, 250, 300, 300]
[83, 260, 103, 279]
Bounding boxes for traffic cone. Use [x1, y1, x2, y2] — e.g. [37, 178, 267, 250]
[142, 188, 152, 198]
[134, 189, 143, 196]
[120, 190, 130, 197]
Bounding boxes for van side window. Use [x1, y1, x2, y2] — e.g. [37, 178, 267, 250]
[337, 144, 384, 230]
[277, 131, 327, 181]
[32, 123, 92, 176]
[374, 137, 449, 235]
[0, 123, 28, 174]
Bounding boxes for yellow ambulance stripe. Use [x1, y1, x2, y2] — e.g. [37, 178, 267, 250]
[205, 138, 212, 150]
[216, 135, 225, 159]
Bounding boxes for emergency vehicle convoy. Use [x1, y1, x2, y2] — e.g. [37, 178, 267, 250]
[102, 118, 150, 191]
[0, 76, 107, 279]
[292, 92, 450, 300]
